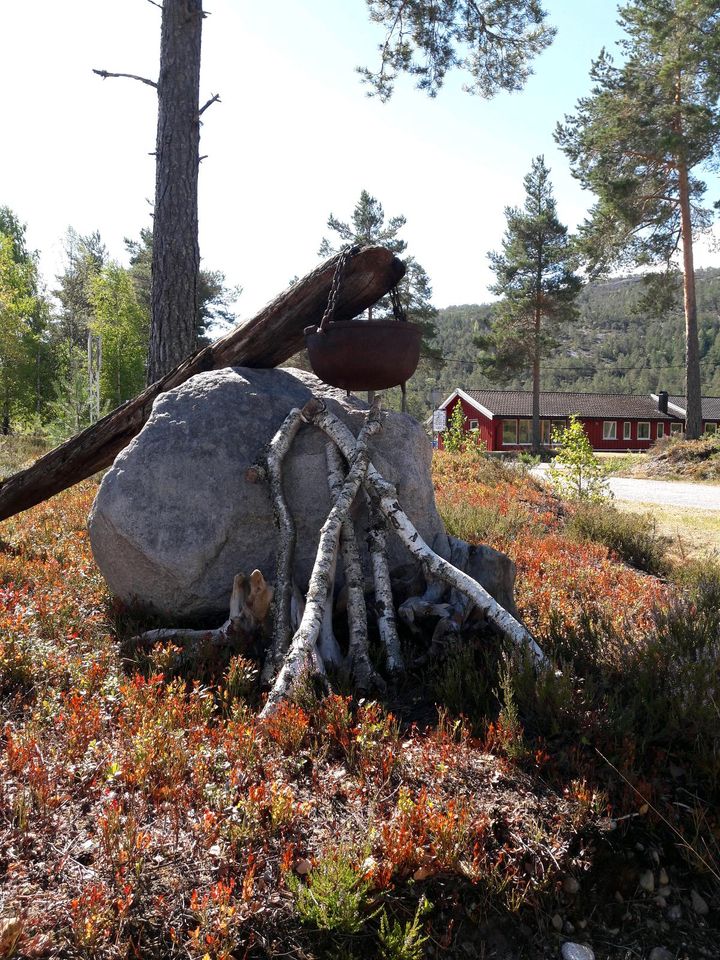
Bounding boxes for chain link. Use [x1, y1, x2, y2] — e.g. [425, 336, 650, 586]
[319, 244, 360, 332]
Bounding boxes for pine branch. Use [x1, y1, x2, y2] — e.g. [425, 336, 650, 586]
[93, 69, 158, 89]
[199, 93, 221, 116]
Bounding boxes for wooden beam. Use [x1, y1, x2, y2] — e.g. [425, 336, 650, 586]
[0, 246, 405, 522]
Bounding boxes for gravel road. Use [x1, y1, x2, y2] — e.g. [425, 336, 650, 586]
[533, 465, 720, 511]
[605, 476, 720, 510]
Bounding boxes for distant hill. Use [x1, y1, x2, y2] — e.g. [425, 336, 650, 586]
[414, 267, 720, 417]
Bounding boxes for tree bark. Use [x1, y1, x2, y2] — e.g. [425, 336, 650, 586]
[0, 246, 405, 523]
[147, 0, 203, 385]
[678, 159, 702, 440]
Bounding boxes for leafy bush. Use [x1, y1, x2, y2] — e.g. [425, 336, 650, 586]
[549, 416, 610, 502]
[567, 502, 671, 575]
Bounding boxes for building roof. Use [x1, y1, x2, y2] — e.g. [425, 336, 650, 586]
[445, 389, 679, 420]
[666, 396, 720, 420]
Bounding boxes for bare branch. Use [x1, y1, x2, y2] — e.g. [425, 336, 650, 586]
[146, 0, 162, 8]
[199, 93, 221, 116]
[93, 68, 158, 89]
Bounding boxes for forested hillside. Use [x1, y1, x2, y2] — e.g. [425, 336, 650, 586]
[418, 267, 720, 414]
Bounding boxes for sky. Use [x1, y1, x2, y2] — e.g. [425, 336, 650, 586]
[1, 0, 717, 319]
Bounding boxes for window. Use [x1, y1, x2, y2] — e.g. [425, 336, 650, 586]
[603, 421, 617, 440]
[469, 419, 479, 430]
[671, 422, 684, 435]
[623, 422, 632, 440]
[541, 421, 552, 445]
[637, 422, 650, 440]
[502, 420, 517, 445]
[518, 419, 531, 445]
[657, 422, 665, 438]
[705, 422, 717, 435]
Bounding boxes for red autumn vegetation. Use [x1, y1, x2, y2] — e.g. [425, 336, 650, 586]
[0, 448, 717, 958]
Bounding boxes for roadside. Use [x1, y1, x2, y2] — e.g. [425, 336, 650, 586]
[613, 500, 720, 560]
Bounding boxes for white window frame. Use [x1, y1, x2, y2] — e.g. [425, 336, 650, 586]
[657, 422, 665, 438]
[502, 419, 517, 445]
[705, 422, 717, 435]
[623, 422, 632, 440]
[603, 421, 617, 440]
[469, 419, 479, 430]
[637, 421, 650, 440]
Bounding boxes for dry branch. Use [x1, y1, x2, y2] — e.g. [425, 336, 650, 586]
[93, 68, 158, 88]
[0, 246, 404, 523]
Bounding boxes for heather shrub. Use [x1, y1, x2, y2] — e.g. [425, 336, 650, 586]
[567, 502, 671, 575]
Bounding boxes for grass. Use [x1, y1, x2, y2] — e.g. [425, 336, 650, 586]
[612, 434, 720, 482]
[0, 439, 719, 957]
[614, 500, 720, 561]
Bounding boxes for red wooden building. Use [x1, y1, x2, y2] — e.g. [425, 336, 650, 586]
[435, 389, 709, 452]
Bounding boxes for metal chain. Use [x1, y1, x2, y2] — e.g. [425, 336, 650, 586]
[390, 283, 407, 322]
[319, 244, 360, 332]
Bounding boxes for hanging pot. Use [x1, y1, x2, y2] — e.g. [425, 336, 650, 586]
[304, 245, 421, 392]
[304, 319, 421, 391]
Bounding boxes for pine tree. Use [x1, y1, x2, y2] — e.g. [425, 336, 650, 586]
[319, 190, 440, 359]
[555, 0, 720, 439]
[359, 0, 555, 100]
[477, 157, 581, 452]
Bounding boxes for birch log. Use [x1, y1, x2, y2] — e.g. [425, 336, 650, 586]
[0, 246, 404, 523]
[258, 408, 304, 681]
[364, 491, 404, 673]
[326, 442, 383, 692]
[260, 411, 382, 717]
[304, 400, 548, 668]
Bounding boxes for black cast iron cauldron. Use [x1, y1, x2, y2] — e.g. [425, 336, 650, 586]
[304, 246, 421, 392]
[304, 319, 421, 392]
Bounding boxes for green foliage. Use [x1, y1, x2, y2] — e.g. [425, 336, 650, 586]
[567, 502, 670, 575]
[549, 416, 610, 502]
[378, 897, 431, 960]
[318, 190, 441, 368]
[359, 1, 555, 100]
[90, 263, 148, 406]
[442, 402, 466, 453]
[287, 849, 376, 934]
[478, 155, 582, 450]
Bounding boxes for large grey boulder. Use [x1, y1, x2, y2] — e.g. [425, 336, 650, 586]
[89, 367, 454, 619]
[89, 367, 518, 623]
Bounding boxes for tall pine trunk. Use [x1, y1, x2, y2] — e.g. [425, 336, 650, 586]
[147, 0, 203, 385]
[678, 160, 702, 440]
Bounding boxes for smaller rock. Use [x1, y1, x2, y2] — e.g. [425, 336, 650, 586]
[659, 886, 671, 898]
[639, 870, 655, 893]
[564, 876, 581, 895]
[552, 914, 563, 931]
[659, 868, 669, 886]
[560, 943, 595, 960]
[294, 858, 312, 875]
[691, 890, 709, 916]
[667, 904, 682, 921]
[649, 949, 673, 960]
[655, 896, 666, 909]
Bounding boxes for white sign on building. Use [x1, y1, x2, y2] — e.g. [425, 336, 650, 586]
[432, 409, 447, 432]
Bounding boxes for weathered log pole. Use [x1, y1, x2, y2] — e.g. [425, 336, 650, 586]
[0, 246, 404, 523]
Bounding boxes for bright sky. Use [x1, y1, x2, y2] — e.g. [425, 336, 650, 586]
[1, 0, 717, 317]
